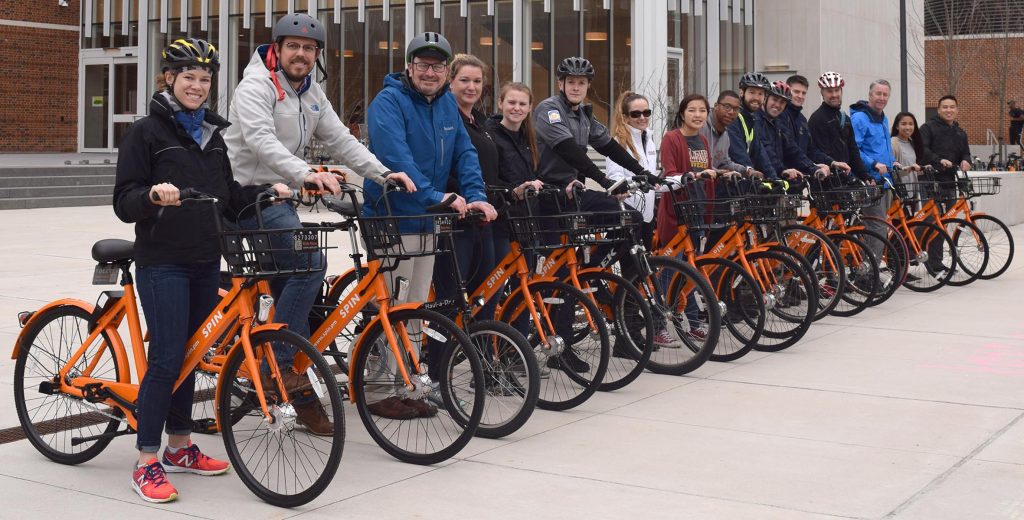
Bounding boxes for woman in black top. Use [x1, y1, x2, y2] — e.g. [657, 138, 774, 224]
[113, 38, 287, 503]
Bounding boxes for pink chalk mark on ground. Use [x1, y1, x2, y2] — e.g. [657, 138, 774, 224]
[918, 342, 1024, 376]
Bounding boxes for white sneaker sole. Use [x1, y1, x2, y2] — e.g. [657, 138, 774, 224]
[131, 481, 178, 503]
[162, 462, 230, 476]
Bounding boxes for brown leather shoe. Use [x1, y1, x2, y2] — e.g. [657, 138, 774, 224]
[260, 369, 313, 400]
[367, 396, 418, 420]
[294, 399, 335, 436]
[400, 398, 437, 418]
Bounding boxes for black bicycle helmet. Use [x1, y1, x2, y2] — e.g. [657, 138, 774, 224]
[769, 80, 791, 101]
[272, 13, 326, 48]
[738, 71, 771, 90]
[406, 32, 452, 63]
[161, 38, 220, 73]
[556, 57, 595, 80]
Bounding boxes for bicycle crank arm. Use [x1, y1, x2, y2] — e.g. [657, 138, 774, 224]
[71, 427, 136, 446]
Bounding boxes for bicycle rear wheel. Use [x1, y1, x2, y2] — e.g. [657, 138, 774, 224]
[901, 220, 958, 292]
[779, 225, 846, 320]
[350, 308, 484, 464]
[747, 250, 817, 352]
[13, 305, 124, 465]
[695, 257, 765, 362]
[828, 232, 879, 316]
[576, 270, 654, 391]
[218, 329, 345, 507]
[971, 214, 1014, 279]
[499, 280, 609, 411]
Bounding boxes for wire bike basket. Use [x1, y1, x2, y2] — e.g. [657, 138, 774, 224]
[810, 185, 883, 214]
[672, 196, 744, 230]
[741, 193, 801, 223]
[358, 213, 460, 262]
[221, 225, 336, 277]
[964, 176, 1001, 198]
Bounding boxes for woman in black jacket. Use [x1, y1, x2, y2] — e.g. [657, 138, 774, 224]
[112, 38, 287, 503]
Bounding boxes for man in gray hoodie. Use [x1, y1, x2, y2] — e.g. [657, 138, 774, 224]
[224, 13, 414, 434]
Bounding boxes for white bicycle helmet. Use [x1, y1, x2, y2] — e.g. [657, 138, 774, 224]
[818, 71, 845, 89]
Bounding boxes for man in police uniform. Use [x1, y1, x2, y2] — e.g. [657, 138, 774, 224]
[533, 57, 657, 202]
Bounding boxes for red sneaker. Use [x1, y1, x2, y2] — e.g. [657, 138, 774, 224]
[162, 442, 230, 476]
[132, 458, 178, 503]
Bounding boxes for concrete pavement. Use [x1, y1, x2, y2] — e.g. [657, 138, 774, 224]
[0, 205, 1021, 519]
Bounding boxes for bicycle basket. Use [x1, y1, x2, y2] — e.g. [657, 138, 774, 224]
[220, 226, 335, 277]
[966, 176, 1000, 197]
[673, 197, 743, 230]
[811, 185, 882, 213]
[359, 213, 460, 259]
[742, 194, 801, 223]
[561, 210, 642, 247]
[507, 212, 574, 252]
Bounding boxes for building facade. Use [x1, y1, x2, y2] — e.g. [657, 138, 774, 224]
[2, 0, 923, 155]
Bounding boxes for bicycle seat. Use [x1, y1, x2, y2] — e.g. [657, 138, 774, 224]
[91, 239, 135, 263]
[324, 196, 359, 217]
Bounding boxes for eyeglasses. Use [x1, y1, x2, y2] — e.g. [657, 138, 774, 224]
[283, 41, 319, 55]
[412, 61, 448, 73]
[716, 102, 740, 114]
[627, 109, 652, 118]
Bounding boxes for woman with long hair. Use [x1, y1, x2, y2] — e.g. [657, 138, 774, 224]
[891, 111, 938, 184]
[606, 91, 657, 248]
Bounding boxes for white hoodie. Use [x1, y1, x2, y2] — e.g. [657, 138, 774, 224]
[606, 125, 657, 222]
[224, 47, 390, 188]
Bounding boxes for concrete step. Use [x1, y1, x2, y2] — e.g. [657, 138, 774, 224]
[0, 166, 117, 178]
[0, 195, 111, 210]
[0, 185, 113, 199]
[0, 175, 116, 188]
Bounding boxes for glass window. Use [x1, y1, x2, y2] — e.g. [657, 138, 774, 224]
[552, 0, 580, 95]
[415, 4, 442, 33]
[443, 3, 467, 55]
[468, 2, 495, 111]
[530, 0, 551, 100]
[341, 9, 366, 129]
[495, 0, 514, 93]
[611, 0, 630, 115]
[583, 0, 609, 124]
[391, 5, 407, 75]
[720, 0, 746, 94]
[366, 7, 389, 105]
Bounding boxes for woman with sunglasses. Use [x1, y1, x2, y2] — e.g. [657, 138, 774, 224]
[607, 91, 657, 249]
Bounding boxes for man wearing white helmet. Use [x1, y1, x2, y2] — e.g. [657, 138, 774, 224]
[807, 71, 872, 183]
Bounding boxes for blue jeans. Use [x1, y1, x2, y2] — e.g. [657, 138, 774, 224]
[135, 261, 220, 452]
[239, 203, 326, 367]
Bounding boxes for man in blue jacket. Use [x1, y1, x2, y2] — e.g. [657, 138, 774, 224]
[850, 79, 896, 258]
[365, 31, 496, 303]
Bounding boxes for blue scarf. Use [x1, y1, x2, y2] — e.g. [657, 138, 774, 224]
[173, 107, 206, 145]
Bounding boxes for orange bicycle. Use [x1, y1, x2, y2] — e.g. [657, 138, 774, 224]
[12, 190, 345, 507]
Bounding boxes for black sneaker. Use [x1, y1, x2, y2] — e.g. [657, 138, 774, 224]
[547, 347, 591, 373]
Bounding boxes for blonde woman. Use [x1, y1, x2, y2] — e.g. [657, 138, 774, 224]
[606, 91, 657, 247]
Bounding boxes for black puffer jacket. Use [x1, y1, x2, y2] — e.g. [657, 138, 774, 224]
[920, 115, 971, 179]
[113, 92, 268, 266]
[807, 102, 871, 181]
[486, 114, 538, 188]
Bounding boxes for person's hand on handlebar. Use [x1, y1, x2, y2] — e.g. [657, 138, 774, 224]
[745, 167, 765, 180]
[781, 169, 803, 180]
[939, 158, 953, 169]
[565, 179, 585, 200]
[385, 172, 417, 192]
[814, 164, 831, 178]
[271, 183, 291, 198]
[513, 180, 544, 200]
[150, 183, 181, 206]
[830, 161, 851, 174]
[444, 192, 468, 217]
[304, 170, 341, 196]
[467, 200, 498, 221]
[960, 159, 972, 172]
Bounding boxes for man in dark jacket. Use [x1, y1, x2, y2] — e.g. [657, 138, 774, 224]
[727, 72, 778, 178]
[807, 71, 871, 182]
[759, 81, 827, 180]
[920, 94, 973, 180]
[781, 74, 851, 175]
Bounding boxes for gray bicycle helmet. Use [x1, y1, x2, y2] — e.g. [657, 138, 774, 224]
[738, 71, 771, 90]
[556, 57, 595, 79]
[272, 13, 325, 48]
[161, 37, 219, 73]
[406, 32, 452, 63]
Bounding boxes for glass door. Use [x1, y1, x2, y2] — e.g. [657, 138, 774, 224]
[80, 53, 139, 151]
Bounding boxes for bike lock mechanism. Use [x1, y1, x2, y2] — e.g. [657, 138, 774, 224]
[257, 295, 274, 323]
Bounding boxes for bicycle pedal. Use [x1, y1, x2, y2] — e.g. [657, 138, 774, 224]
[191, 418, 220, 434]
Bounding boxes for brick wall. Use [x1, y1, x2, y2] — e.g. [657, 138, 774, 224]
[0, 1, 80, 152]
[924, 36, 1024, 147]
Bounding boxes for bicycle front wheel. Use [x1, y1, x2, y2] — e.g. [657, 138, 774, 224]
[945, 217, 989, 286]
[219, 329, 345, 507]
[464, 320, 539, 439]
[576, 270, 654, 391]
[695, 257, 765, 362]
[748, 250, 817, 352]
[971, 214, 1014, 279]
[350, 308, 485, 464]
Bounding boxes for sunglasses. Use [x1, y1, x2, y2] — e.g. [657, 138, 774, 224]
[627, 109, 653, 118]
